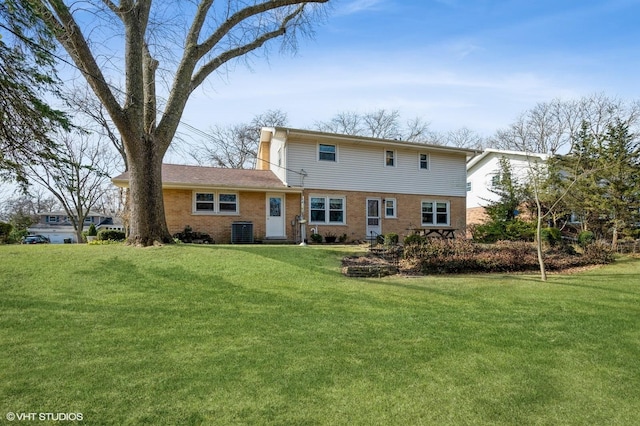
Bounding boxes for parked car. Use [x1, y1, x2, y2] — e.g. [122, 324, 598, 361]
[22, 235, 50, 244]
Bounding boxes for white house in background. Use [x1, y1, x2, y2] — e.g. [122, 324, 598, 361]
[28, 210, 123, 243]
[466, 149, 548, 226]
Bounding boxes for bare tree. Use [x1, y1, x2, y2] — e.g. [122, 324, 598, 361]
[24, 130, 119, 243]
[0, 188, 59, 229]
[491, 94, 640, 155]
[191, 109, 288, 169]
[445, 127, 485, 149]
[315, 109, 437, 142]
[65, 83, 127, 171]
[27, 0, 329, 245]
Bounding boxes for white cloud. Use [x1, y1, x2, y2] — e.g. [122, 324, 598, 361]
[335, 0, 388, 16]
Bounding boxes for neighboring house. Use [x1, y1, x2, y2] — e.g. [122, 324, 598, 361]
[28, 210, 123, 243]
[112, 127, 478, 243]
[466, 148, 548, 226]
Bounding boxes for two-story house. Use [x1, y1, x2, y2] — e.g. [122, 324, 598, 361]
[466, 148, 548, 226]
[112, 127, 478, 243]
[28, 210, 124, 243]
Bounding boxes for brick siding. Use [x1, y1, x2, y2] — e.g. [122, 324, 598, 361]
[164, 188, 466, 244]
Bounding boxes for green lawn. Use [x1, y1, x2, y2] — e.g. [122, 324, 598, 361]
[1, 244, 639, 425]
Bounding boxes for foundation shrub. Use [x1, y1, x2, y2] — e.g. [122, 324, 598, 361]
[97, 230, 126, 241]
[383, 233, 399, 246]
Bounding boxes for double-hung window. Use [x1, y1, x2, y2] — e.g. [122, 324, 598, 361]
[310, 195, 345, 224]
[318, 144, 336, 162]
[194, 192, 238, 214]
[385, 150, 396, 167]
[421, 201, 450, 226]
[419, 153, 429, 170]
[385, 198, 397, 218]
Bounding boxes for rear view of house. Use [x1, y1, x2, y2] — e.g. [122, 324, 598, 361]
[113, 127, 477, 243]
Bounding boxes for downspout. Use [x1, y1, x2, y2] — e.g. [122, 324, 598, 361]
[299, 168, 308, 246]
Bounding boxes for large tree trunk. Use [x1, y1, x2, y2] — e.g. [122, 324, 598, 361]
[126, 137, 172, 245]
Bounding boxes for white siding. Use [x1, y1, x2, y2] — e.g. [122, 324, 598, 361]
[467, 153, 546, 208]
[284, 138, 467, 197]
[269, 132, 288, 184]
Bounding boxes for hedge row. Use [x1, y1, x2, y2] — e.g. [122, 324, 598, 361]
[400, 238, 614, 274]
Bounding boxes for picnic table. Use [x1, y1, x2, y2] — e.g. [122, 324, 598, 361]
[411, 228, 457, 239]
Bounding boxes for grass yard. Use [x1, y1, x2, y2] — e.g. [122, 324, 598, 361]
[1, 244, 639, 425]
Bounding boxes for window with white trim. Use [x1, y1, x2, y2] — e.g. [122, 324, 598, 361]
[385, 150, 396, 167]
[385, 198, 396, 218]
[194, 192, 238, 214]
[419, 153, 429, 170]
[47, 216, 58, 223]
[318, 144, 336, 162]
[218, 193, 238, 212]
[421, 201, 450, 226]
[309, 195, 345, 224]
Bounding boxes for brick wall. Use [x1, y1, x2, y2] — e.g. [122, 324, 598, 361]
[163, 189, 301, 243]
[302, 188, 466, 242]
[163, 188, 466, 243]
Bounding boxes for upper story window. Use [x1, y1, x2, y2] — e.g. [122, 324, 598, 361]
[466, 182, 472, 192]
[419, 153, 429, 170]
[318, 144, 336, 162]
[194, 192, 238, 214]
[385, 150, 396, 167]
[421, 200, 450, 226]
[46, 216, 58, 223]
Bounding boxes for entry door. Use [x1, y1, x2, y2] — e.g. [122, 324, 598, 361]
[266, 194, 286, 238]
[366, 198, 382, 240]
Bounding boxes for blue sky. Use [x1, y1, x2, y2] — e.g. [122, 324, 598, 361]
[182, 0, 640, 139]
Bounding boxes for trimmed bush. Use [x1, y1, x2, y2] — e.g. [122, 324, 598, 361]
[97, 229, 126, 241]
[87, 223, 98, 237]
[310, 233, 323, 243]
[383, 233, 399, 246]
[578, 231, 595, 247]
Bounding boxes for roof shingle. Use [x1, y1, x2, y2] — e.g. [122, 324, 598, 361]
[112, 164, 288, 190]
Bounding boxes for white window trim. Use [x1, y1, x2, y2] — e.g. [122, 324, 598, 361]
[318, 143, 337, 162]
[421, 200, 450, 227]
[384, 198, 397, 218]
[419, 153, 429, 170]
[193, 191, 239, 215]
[309, 195, 346, 225]
[385, 149, 397, 167]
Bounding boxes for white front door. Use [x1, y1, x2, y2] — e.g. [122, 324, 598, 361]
[366, 198, 382, 240]
[266, 194, 286, 238]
